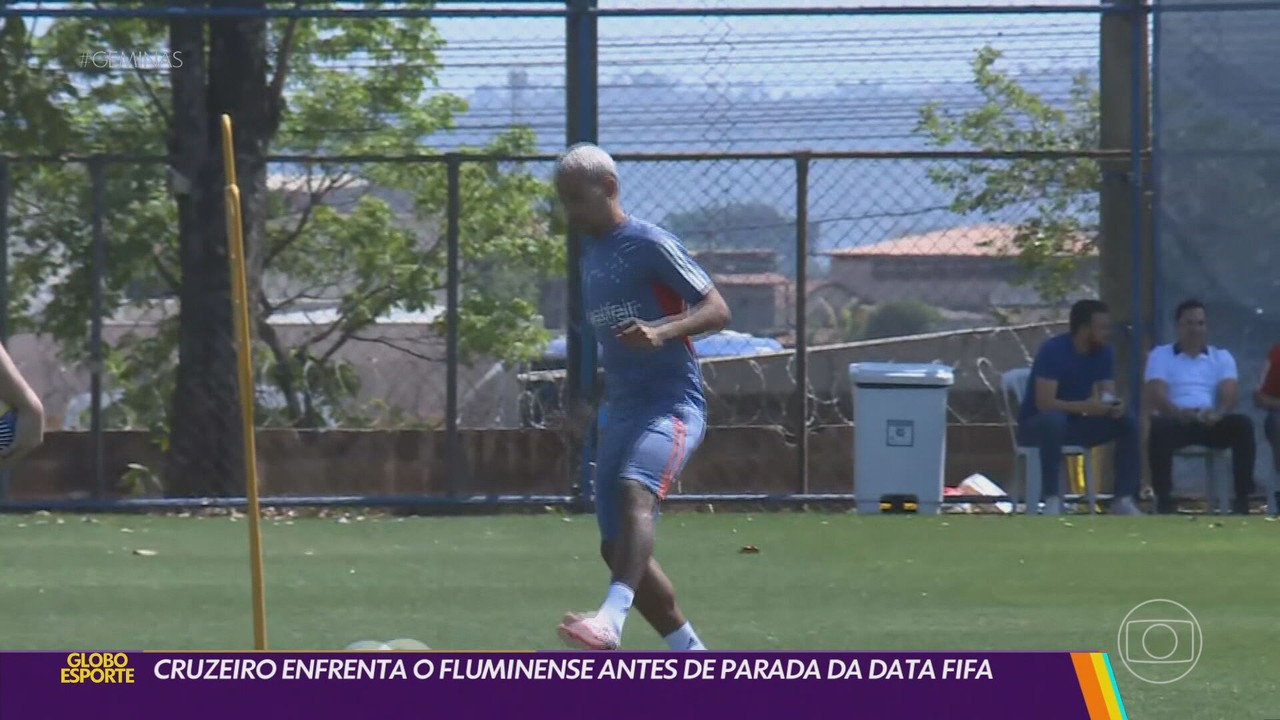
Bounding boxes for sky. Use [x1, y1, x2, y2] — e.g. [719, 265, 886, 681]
[18, 0, 1104, 94]
[429, 0, 1101, 93]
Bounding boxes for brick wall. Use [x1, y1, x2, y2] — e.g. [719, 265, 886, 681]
[4, 425, 1029, 502]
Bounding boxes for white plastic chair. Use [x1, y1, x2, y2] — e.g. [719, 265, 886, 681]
[1000, 368, 1097, 515]
[1172, 445, 1230, 514]
[1184, 443, 1279, 516]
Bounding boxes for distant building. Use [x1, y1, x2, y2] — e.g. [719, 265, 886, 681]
[694, 250, 790, 335]
[821, 224, 1097, 312]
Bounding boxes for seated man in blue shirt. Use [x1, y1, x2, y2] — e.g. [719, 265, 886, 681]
[1018, 299, 1142, 515]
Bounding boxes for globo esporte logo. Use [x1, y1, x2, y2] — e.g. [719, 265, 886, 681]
[60, 652, 136, 684]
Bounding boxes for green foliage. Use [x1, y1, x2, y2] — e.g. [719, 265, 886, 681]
[861, 299, 941, 340]
[119, 462, 163, 498]
[809, 296, 936, 342]
[808, 297, 866, 344]
[915, 46, 1100, 304]
[4, 7, 559, 430]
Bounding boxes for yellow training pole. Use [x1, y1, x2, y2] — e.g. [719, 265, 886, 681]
[1069, 455, 1085, 496]
[221, 113, 268, 651]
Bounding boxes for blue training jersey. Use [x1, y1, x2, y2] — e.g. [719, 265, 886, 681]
[580, 216, 714, 413]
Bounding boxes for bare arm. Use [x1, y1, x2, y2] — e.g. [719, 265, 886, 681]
[1256, 393, 1280, 410]
[1253, 361, 1280, 410]
[1146, 379, 1190, 418]
[1215, 378, 1239, 414]
[0, 343, 41, 415]
[654, 287, 732, 343]
[0, 343, 45, 465]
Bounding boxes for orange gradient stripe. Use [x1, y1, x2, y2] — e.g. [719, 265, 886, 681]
[1070, 652, 1127, 719]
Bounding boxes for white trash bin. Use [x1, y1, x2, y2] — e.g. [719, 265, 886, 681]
[849, 362, 955, 515]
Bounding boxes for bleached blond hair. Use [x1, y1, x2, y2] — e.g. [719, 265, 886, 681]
[554, 142, 618, 188]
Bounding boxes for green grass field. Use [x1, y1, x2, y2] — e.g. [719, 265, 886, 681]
[2, 510, 1276, 718]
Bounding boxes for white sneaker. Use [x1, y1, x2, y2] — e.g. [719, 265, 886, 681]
[1042, 496, 1064, 516]
[1111, 496, 1145, 516]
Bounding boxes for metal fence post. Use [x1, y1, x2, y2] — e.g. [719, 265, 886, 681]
[0, 157, 8, 345]
[89, 156, 107, 500]
[794, 152, 811, 495]
[1127, 0, 1149, 413]
[1150, 1, 1165, 345]
[1100, 0, 1149, 417]
[565, 0, 599, 511]
[0, 157, 9, 502]
[445, 154, 462, 498]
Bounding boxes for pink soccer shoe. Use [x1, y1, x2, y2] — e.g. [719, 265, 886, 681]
[557, 612, 620, 650]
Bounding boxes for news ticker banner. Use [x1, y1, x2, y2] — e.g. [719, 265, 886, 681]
[1, 651, 1128, 720]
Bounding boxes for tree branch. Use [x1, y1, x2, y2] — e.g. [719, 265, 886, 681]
[256, 290, 304, 422]
[91, 0, 172, 128]
[264, 170, 353, 267]
[266, 5, 302, 135]
[347, 333, 444, 363]
[303, 286, 399, 362]
[150, 245, 181, 294]
[316, 321, 365, 366]
[270, 283, 332, 314]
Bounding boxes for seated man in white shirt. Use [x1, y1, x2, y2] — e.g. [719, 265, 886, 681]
[1144, 299, 1257, 514]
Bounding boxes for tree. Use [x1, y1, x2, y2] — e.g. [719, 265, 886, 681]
[861, 300, 940, 340]
[662, 201, 819, 276]
[4, 5, 560, 495]
[915, 46, 1100, 304]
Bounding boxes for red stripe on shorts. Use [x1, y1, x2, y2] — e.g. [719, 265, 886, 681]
[657, 417, 687, 500]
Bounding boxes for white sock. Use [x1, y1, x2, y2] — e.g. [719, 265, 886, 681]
[664, 622, 706, 651]
[597, 582, 635, 636]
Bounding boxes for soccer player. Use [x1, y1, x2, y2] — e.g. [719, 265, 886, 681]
[0, 341, 44, 466]
[553, 143, 731, 651]
[1253, 339, 1280, 513]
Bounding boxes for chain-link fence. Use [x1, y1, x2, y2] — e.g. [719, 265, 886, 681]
[1154, 0, 1280, 488]
[0, 146, 1125, 506]
[0, 1, 1170, 509]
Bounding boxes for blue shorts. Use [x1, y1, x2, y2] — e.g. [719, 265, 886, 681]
[593, 403, 706, 542]
[0, 408, 15, 452]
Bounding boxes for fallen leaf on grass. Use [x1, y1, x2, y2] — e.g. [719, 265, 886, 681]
[133, 549, 158, 557]
[739, 545, 760, 554]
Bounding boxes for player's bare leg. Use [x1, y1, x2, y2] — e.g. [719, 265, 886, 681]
[557, 480, 653, 650]
[604, 480, 705, 649]
[610, 479, 658, 586]
[560, 480, 707, 650]
[601, 543, 684, 636]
